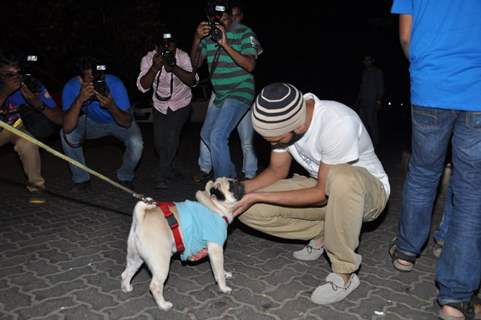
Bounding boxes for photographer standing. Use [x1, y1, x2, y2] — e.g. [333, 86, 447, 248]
[61, 56, 143, 192]
[191, 0, 262, 179]
[0, 51, 62, 204]
[137, 31, 197, 190]
[194, 1, 261, 183]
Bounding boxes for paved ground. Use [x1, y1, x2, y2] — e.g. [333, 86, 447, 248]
[0, 121, 447, 320]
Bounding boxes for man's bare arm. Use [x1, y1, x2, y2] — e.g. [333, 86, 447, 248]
[251, 161, 329, 207]
[399, 14, 412, 59]
[242, 151, 292, 193]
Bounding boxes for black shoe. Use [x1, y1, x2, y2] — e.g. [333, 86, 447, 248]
[155, 180, 169, 190]
[118, 180, 134, 190]
[70, 181, 92, 193]
[192, 170, 213, 184]
[28, 187, 47, 204]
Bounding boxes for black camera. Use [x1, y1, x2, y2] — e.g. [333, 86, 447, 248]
[206, 1, 227, 42]
[92, 64, 109, 97]
[159, 33, 176, 67]
[22, 55, 42, 93]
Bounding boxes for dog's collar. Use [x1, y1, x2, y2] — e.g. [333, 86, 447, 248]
[157, 201, 185, 253]
[207, 203, 231, 225]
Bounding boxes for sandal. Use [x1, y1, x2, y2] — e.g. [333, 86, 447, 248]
[439, 301, 476, 320]
[389, 243, 416, 272]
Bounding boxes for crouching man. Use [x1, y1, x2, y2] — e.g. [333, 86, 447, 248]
[61, 56, 143, 192]
[234, 82, 390, 304]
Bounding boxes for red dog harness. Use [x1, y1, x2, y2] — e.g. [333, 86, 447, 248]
[157, 202, 185, 253]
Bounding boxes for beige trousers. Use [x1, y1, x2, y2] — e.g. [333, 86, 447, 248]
[239, 164, 388, 274]
[0, 125, 45, 189]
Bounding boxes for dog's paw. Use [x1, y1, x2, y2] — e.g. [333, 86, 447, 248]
[158, 301, 173, 311]
[224, 271, 232, 279]
[121, 283, 133, 293]
[219, 285, 232, 294]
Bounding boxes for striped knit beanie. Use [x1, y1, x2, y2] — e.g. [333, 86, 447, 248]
[251, 83, 306, 137]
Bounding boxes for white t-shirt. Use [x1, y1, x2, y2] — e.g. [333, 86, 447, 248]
[274, 93, 390, 197]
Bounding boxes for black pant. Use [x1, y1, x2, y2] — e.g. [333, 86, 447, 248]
[153, 106, 191, 180]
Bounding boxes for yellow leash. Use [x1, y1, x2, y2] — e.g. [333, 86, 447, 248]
[0, 119, 149, 202]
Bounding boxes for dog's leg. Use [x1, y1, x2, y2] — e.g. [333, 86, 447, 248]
[207, 242, 232, 293]
[147, 252, 173, 311]
[121, 235, 144, 293]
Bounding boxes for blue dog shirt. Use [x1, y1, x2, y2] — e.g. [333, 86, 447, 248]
[174, 200, 228, 261]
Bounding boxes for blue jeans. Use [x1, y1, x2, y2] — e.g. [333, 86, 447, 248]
[433, 182, 452, 243]
[200, 98, 250, 178]
[198, 108, 257, 178]
[60, 115, 144, 183]
[395, 106, 481, 304]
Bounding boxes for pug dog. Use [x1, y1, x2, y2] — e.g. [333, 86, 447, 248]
[120, 177, 245, 311]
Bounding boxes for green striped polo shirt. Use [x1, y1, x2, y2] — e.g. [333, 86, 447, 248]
[201, 23, 260, 106]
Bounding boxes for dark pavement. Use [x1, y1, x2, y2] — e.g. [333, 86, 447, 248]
[0, 118, 447, 320]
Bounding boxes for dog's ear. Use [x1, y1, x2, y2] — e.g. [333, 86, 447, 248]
[228, 179, 245, 201]
[195, 190, 211, 205]
[209, 187, 226, 201]
[204, 180, 215, 191]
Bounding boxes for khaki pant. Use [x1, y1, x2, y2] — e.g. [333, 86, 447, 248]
[239, 164, 388, 274]
[0, 125, 45, 189]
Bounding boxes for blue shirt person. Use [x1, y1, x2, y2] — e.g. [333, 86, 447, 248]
[390, 1, 481, 318]
[60, 56, 143, 191]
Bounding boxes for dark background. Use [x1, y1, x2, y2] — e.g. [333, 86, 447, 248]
[0, 0, 410, 103]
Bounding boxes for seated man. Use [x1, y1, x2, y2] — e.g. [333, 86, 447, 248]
[234, 83, 390, 304]
[0, 51, 62, 204]
[61, 56, 143, 192]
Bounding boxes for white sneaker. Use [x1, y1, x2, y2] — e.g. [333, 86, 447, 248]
[310, 273, 360, 305]
[293, 240, 324, 261]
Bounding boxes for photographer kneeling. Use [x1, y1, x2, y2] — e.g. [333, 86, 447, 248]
[137, 30, 197, 189]
[0, 51, 62, 204]
[61, 56, 143, 192]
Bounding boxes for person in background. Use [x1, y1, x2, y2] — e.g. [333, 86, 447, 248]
[193, 0, 261, 183]
[0, 51, 62, 204]
[137, 30, 197, 189]
[61, 56, 143, 192]
[190, 0, 262, 179]
[355, 55, 383, 146]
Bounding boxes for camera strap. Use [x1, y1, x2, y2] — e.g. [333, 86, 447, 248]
[201, 46, 222, 94]
[210, 47, 222, 78]
[154, 71, 173, 101]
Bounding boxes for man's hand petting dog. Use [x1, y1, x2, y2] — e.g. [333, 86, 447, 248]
[233, 192, 256, 217]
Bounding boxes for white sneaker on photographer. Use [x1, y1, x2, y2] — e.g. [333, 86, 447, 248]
[293, 240, 324, 261]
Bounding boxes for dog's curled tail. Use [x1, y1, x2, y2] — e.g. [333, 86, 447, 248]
[133, 200, 157, 222]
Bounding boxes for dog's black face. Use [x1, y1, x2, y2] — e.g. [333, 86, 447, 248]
[210, 186, 226, 201]
[228, 179, 245, 200]
[209, 178, 245, 202]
